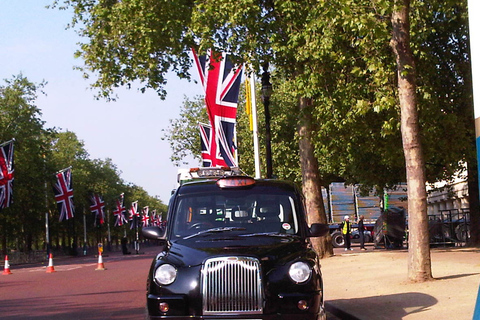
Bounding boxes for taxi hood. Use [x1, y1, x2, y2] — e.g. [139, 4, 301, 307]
[163, 233, 310, 267]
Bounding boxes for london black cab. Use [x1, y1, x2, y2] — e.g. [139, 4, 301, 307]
[142, 168, 329, 320]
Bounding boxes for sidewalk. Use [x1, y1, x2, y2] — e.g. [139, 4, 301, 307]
[321, 246, 480, 320]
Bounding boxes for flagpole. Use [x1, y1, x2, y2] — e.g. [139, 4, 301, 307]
[234, 125, 239, 166]
[0, 139, 14, 148]
[107, 209, 111, 251]
[43, 153, 51, 261]
[45, 182, 50, 260]
[249, 71, 261, 179]
[261, 64, 273, 179]
[83, 209, 87, 255]
[135, 214, 139, 254]
[55, 166, 72, 175]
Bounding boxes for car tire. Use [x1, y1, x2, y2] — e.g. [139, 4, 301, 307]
[331, 231, 344, 248]
[144, 306, 150, 320]
[317, 305, 327, 320]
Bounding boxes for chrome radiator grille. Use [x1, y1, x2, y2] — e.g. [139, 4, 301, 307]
[202, 257, 263, 314]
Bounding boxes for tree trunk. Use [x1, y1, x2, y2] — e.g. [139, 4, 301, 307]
[391, 0, 432, 282]
[297, 97, 333, 258]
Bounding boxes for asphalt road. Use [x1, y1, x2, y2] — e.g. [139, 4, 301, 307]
[0, 247, 158, 320]
[1, 245, 346, 320]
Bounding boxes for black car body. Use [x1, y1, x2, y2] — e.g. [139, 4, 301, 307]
[143, 174, 329, 320]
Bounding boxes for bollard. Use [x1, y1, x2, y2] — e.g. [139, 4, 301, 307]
[2, 255, 12, 275]
[46, 253, 56, 273]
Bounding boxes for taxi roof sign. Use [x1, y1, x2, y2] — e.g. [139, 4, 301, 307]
[216, 176, 256, 188]
[177, 167, 243, 186]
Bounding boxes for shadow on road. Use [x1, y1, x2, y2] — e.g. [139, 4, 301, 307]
[435, 272, 480, 281]
[326, 292, 438, 320]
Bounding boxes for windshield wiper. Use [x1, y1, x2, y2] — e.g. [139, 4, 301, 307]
[239, 232, 295, 238]
[184, 227, 247, 239]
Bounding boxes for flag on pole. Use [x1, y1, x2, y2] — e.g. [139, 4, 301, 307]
[0, 140, 14, 210]
[129, 201, 139, 229]
[113, 193, 127, 226]
[89, 193, 105, 225]
[199, 122, 212, 167]
[141, 206, 149, 227]
[244, 76, 254, 131]
[246, 70, 261, 179]
[151, 209, 160, 226]
[53, 167, 75, 221]
[192, 48, 243, 167]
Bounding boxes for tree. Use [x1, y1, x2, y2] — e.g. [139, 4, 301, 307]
[0, 74, 167, 255]
[0, 75, 52, 254]
[161, 95, 208, 166]
[55, 0, 476, 268]
[54, 0, 334, 258]
[391, 0, 431, 282]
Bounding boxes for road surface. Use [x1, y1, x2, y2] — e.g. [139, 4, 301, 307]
[0, 246, 158, 319]
[1, 245, 345, 319]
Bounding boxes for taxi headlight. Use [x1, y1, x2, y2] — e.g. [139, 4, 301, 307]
[154, 264, 177, 285]
[288, 261, 312, 283]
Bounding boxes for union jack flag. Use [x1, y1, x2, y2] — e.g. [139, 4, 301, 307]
[0, 140, 14, 210]
[151, 209, 158, 226]
[193, 49, 243, 167]
[152, 210, 166, 227]
[141, 206, 149, 227]
[113, 193, 127, 227]
[90, 193, 105, 225]
[199, 123, 212, 167]
[129, 201, 139, 229]
[53, 167, 75, 221]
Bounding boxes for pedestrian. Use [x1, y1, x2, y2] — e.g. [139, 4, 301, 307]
[358, 215, 367, 250]
[340, 215, 352, 251]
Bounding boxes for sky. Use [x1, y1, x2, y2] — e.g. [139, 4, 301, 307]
[0, 0, 204, 203]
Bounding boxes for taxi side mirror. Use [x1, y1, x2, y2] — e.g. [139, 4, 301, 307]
[308, 223, 330, 237]
[142, 226, 166, 241]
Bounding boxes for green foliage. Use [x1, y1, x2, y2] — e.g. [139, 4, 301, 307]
[52, 0, 196, 100]
[59, 0, 473, 193]
[412, 1, 473, 183]
[0, 75, 51, 252]
[53, 0, 472, 191]
[161, 95, 208, 166]
[0, 75, 167, 253]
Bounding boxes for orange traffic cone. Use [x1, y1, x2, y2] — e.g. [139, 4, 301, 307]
[46, 253, 56, 273]
[95, 252, 105, 271]
[2, 255, 12, 275]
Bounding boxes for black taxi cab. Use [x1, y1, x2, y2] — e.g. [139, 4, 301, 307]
[142, 168, 329, 320]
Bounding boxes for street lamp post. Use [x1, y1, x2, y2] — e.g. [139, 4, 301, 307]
[261, 64, 273, 179]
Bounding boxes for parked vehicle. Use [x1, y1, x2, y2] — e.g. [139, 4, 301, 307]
[373, 206, 406, 249]
[325, 183, 407, 248]
[142, 168, 329, 320]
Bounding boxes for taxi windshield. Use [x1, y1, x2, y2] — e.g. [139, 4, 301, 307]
[172, 191, 299, 238]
